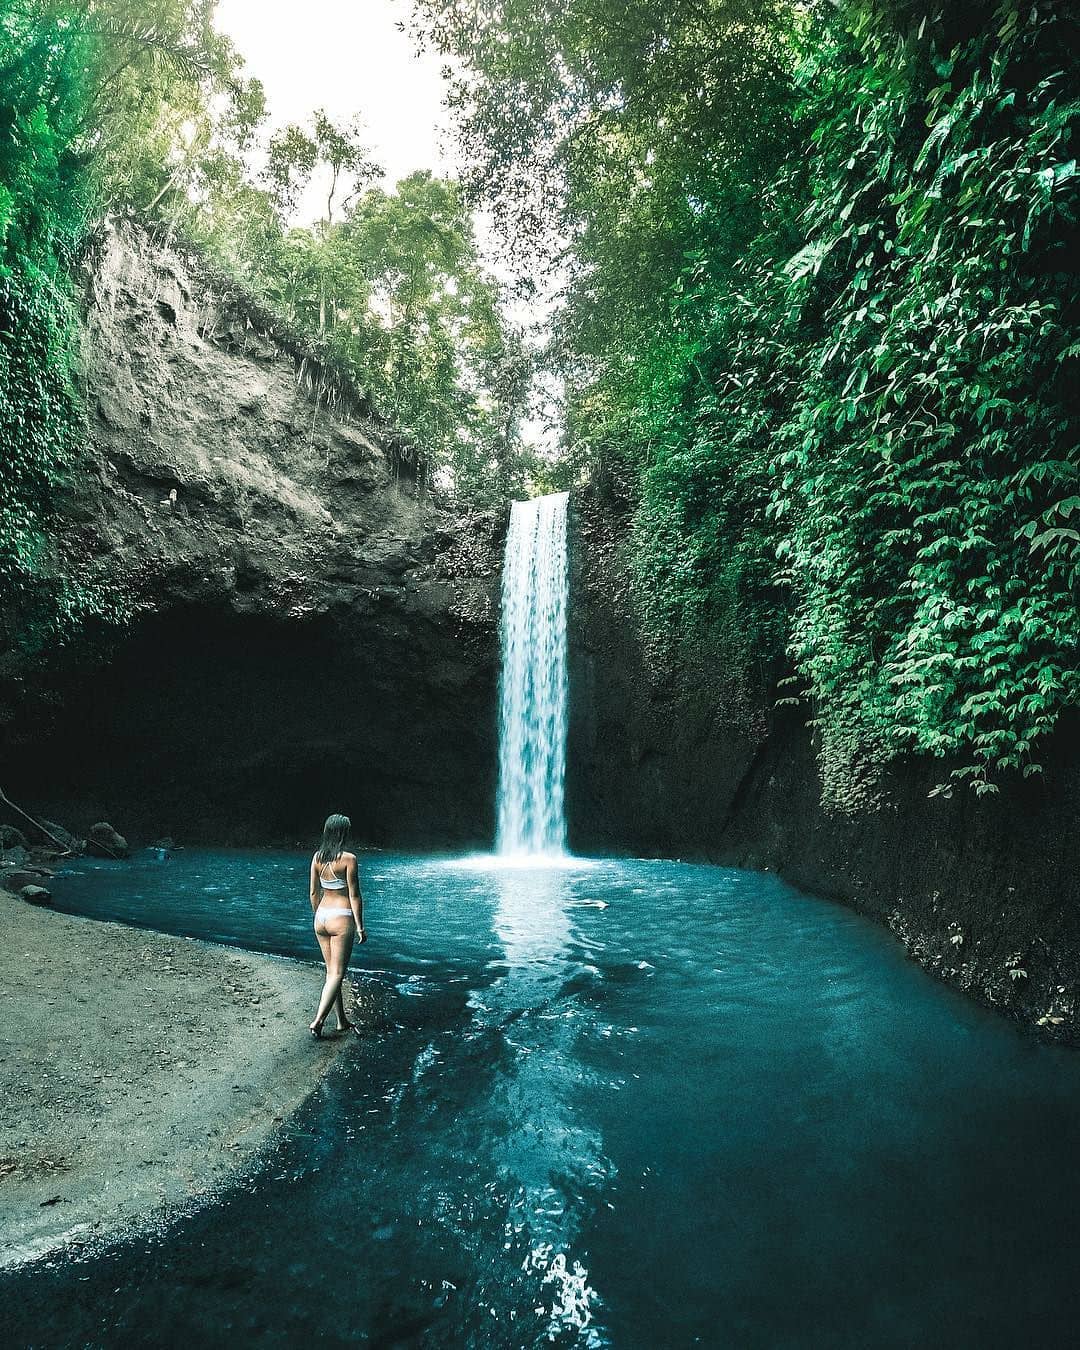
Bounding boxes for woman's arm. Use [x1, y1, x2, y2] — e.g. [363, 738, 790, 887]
[310, 855, 320, 913]
[347, 854, 365, 940]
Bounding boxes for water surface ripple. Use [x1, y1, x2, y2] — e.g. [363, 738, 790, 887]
[5, 849, 1080, 1348]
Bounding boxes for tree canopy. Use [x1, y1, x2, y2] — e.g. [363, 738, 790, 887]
[414, 0, 1080, 802]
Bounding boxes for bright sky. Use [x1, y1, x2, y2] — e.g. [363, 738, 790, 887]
[214, 0, 452, 197]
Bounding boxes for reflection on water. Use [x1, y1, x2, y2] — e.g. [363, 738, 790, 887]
[487, 860, 575, 995]
[5, 850, 1080, 1349]
[483, 861, 607, 1342]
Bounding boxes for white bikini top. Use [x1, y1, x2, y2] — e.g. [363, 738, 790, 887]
[318, 856, 347, 891]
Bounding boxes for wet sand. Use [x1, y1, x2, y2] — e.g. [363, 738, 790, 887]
[0, 890, 356, 1268]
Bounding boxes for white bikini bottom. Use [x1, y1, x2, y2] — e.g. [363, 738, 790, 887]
[315, 906, 353, 920]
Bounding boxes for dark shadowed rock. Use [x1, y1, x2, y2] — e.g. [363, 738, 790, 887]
[1, 869, 48, 892]
[39, 820, 79, 853]
[85, 823, 130, 858]
[0, 825, 28, 851]
[19, 885, 52, 905]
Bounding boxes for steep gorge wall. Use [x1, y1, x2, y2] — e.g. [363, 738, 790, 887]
[1, 219, 503, 848]
[6, 219, 1078, 1041]
[568, 491, 1080, 1042]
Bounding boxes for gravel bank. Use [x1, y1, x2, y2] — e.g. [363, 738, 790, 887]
[0, 891, 353, 1267]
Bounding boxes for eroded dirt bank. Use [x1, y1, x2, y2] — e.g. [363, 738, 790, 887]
[0, 890, 362, 1268]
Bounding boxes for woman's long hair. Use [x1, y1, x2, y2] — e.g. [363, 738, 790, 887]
[317, 813, 351, 865]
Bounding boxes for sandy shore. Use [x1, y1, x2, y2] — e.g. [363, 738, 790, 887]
[0, 890, 357, 1268]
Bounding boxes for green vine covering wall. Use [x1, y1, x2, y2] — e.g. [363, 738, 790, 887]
[0, 6, 126, 663]
[637, 2, 1080, 807]
[767, 5, 1080, 805]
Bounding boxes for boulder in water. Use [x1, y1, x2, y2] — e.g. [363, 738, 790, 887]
[39, 819, 80, 853]
[85, 822, 130, 858]
[19, 884, 52, 905]
[2, 867, 53, 892]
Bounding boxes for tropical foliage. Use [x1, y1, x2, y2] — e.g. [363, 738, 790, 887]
[4, 0, 1078, 803]
[417, 0, 1080, 804]
[1, 1, 105, 656]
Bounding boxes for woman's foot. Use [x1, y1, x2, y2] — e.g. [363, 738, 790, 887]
[309, 1018, 324, 1039]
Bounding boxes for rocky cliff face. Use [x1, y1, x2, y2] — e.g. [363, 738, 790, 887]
[568, 490, 1080, 1042]
[6, 221, 1076, 1041]
[2, 219, 503, 848]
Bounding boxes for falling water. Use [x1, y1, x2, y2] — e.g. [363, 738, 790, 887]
[496, 492, 570, 857]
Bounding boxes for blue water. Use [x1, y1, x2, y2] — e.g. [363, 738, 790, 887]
[4, 848, 1080, 1348]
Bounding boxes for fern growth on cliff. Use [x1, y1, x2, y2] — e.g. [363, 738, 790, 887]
[0, 4, 103, 658]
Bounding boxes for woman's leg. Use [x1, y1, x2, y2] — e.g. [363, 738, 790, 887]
[312, 927, 356, 1030]
[314, 927, 332, 969]
[311, 926, 333, 1030]
[334, 985, 351, 1030]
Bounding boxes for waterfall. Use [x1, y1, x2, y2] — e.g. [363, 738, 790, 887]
[496, 492, 569, 857]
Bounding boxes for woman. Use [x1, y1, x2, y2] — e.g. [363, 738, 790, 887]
[309, 813, 366, 1037]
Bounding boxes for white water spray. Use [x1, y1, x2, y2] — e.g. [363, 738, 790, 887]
[496, 492, 570, 857]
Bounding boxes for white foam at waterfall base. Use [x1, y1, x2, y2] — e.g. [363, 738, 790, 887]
[496, 492, 570, 858]
[440, 853, 595, 873]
